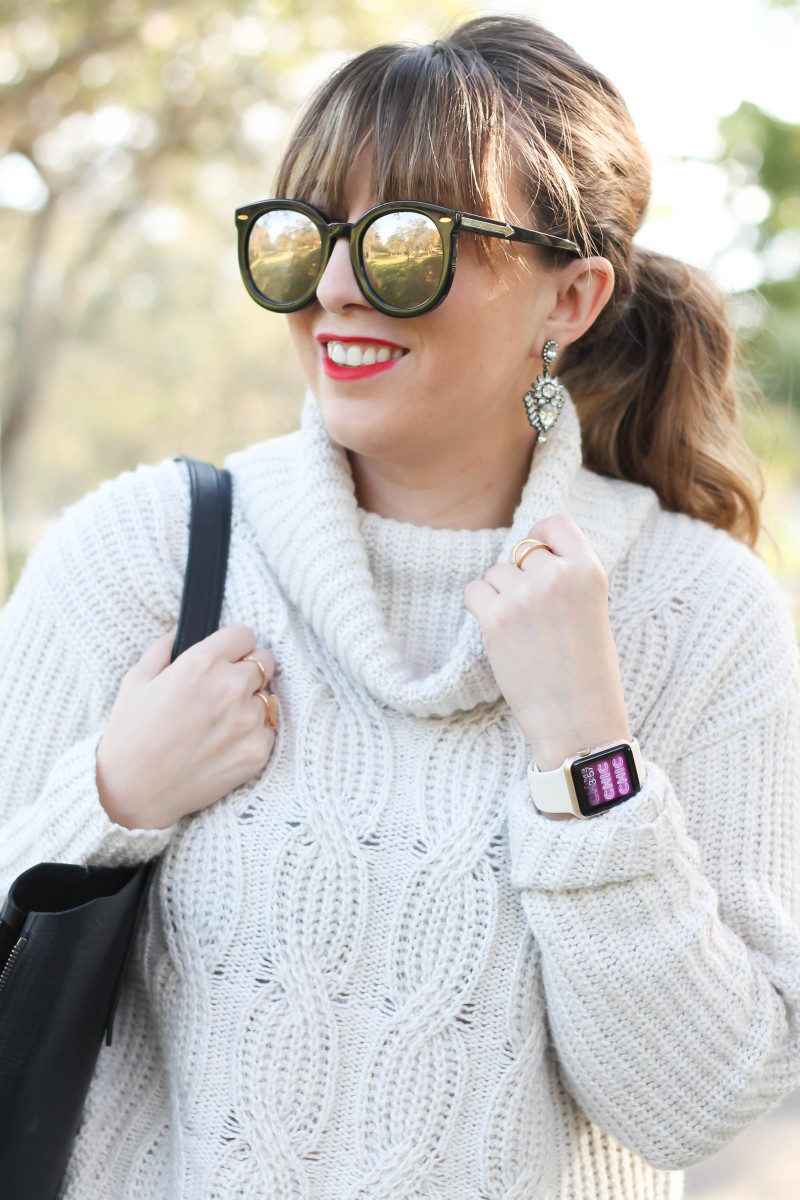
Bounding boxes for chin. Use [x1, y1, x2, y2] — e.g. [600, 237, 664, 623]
[315, 389, 408, 456]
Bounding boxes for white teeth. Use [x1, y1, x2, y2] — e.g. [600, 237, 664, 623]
[326, 341, 404, 367]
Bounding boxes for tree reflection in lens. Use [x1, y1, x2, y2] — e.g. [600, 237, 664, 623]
[362, 211, 444, 308]
[248, 209, 323, 304]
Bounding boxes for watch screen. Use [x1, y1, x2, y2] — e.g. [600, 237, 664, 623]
[570, 744, 640, 816]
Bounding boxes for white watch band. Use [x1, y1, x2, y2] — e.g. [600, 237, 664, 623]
[527, 737, 645, 818]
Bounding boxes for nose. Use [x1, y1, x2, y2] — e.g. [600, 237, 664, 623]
[315, 230, 368, 312]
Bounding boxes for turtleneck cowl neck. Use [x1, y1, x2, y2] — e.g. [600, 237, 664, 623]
[354, 506, 510, 681]
[225, 382, 660, 718]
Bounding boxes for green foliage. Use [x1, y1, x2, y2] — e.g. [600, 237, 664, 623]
[717, 99, 800, 415]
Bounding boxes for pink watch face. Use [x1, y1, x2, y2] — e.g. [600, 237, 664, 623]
[570, 744, 640, 816]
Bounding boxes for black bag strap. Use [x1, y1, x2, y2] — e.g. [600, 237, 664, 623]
[102, 454, 232, 1044]
[170, 454, 233, 663]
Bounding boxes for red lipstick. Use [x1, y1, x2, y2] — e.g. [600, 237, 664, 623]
[316, 333, 409, 380]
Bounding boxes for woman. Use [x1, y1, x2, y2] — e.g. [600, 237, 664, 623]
[1, 13, 799, 1200]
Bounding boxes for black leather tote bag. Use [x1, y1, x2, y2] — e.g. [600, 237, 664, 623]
[0, 454, 232, 1200]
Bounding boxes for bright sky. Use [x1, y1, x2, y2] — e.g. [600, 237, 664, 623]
[480, 0, 800, 290]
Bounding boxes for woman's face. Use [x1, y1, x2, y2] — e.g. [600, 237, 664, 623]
[286, 145, 608, 471]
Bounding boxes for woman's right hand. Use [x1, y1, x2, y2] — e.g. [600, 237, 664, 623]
[95, 624, 277, 830]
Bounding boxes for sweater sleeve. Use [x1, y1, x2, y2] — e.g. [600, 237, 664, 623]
[0, 455, 194, 907]
[506, 549, 800, 1173]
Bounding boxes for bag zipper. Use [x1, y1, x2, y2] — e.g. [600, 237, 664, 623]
[0, 937, 27, 998]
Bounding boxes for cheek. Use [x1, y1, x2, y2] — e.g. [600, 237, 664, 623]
[443, 260, 522, 350]
[285, 315, 305, 347]
[286, 315, 317, 364]
[434, 298, 516, 374]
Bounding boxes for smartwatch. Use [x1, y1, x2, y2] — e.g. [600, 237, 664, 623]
[527, 737, 645, 820]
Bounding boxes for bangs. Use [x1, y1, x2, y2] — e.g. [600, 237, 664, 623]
[271, 43, 523, 270]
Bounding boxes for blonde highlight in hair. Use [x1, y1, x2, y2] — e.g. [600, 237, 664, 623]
[273, 14, 770, 552]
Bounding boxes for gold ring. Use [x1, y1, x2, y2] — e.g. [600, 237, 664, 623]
[255, 690, 277, 729]
[242, 654, 268, 691]
[511, 538, 552, 569]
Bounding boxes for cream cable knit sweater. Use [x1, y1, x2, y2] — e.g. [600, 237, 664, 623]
[1, 383, 799, 1200]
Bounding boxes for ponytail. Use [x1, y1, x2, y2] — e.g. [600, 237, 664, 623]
[559, 245, 771, 555]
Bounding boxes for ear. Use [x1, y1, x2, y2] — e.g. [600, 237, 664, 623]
[542, 257, 615, 350]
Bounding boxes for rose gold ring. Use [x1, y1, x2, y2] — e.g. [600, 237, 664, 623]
[511, 538, 552, 569]
[255, 690, 277, 729]
[242, 654, 268, 691]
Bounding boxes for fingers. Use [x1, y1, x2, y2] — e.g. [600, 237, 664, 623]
[464, 577, 502, 622]
[518, 515, 607, 592]
[131, 624, 179, 680]
[483, 514, 601, 588]
[199, 623, 259, 661]
[518, 514, 594, 563]
[137, 624, 278, 708]
[237, 644, 278, 731]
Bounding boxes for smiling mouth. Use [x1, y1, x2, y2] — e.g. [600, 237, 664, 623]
[322, 341, 408, 367]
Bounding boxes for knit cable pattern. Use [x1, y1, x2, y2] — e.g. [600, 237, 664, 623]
[0, 382, 797, 1199]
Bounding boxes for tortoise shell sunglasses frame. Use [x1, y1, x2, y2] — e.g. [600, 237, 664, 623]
[235, 198, 583, 319]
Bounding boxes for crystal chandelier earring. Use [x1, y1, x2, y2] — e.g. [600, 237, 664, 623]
[522, 339, 567, 444]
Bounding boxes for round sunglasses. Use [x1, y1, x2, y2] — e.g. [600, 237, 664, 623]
[235, 198, 583, 319]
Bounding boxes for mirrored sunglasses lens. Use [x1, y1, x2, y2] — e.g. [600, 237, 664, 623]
[247, 209, 322, 304]
[362, 212, 444, 308]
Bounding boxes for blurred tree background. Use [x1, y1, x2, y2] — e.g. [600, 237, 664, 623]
[713, 2, 800, 636]
[0, 0, 798, 638]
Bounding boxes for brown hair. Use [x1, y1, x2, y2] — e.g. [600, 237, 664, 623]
[273, 12, 773, 554]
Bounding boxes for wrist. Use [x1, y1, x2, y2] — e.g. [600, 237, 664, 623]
[96, 742, 169, 831]
[532, 726, 633, 773]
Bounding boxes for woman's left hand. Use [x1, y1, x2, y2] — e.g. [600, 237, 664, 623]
[464, 513, 633, 773]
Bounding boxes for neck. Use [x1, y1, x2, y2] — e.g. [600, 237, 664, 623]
[347, 436, 537, 531]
